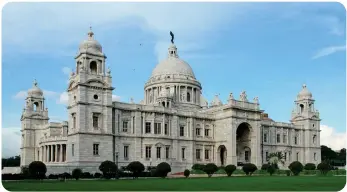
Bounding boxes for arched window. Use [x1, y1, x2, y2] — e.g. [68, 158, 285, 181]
[300, 104, 304, 113]
[162, 102, 165, 107]
[33, 102, 39, 111]
[313, 135, 317, 144]
[90, 61, 97, 74]
[187, 92, 191, 102]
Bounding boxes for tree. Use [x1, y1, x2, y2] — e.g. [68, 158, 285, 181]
[268, 152, 285, 168]
[72, 168, 82, 180]
[184, 169, 190, 178]
[224, 164, 236, 177]
[304, 163, 316, 170]
[261, 164, 270, 170]
[321, 145, 337, 161]
[127, 161, 145, 179]
[156, 162, 171, 178]
[2, 156, 20, 168]
[288, 161, 303, 176]
[317, 162, 331, 176]
[28, 161, 46, 179]
[267, 164, 276, 176]
[242, 163, 257, 176]
[99, 160, 117, 179]
[203, 163, 218, 177]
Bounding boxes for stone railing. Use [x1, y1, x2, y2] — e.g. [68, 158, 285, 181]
[40, 136, 67, 143]
[228, 99, 259, 110]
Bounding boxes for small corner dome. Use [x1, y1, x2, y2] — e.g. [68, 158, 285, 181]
[28, 80, 43, 96]
[151, 43, 196, 79]
[297, 84, 312, 99]
[78, 27, 103, 54]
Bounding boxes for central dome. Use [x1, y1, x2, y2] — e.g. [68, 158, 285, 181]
[151, 44, 196, 79]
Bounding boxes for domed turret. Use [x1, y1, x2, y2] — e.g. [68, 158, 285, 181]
[28, 79, 43, 97]
[77, 27, 104, 56]
[297, 84, 313, 100]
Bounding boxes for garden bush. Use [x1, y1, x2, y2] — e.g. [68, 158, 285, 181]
[317, 162, 331, 176]
[224, 164, 236, 176]
[288, 161, 304, 176]
[2, 174, 24, 180]
[261, 164, 270, 170]
[242, 163, 257, 176]
[304, 163, 316, 170]
[184, 169, 190, 178]
[127, 161, 145, 179]
[267, 164, 276, 176]
[147, 166, 157, 171]
[192, 164, 205, 170]
[156, 162, 171, 178]
[203, 163, 218, 177]
[285, 170, 291, 176]
[81, 172, 93, 178]
[72, 168, 82, 180]
[28, 161, 46, 179]
[99, 160, 117, 179]
[94, 172, 102, 178]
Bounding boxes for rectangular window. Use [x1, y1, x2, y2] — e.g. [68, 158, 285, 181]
[92, 114, 99, 129]
[245, 151, 249, 161]
[296, 152, 299, 161]
[205, 149, 210, 160]
[277, 134, 280, 143]
[145, 122, 151, 134]
[154, 123, 161, 134]
[72, 113, 76, 128]
[205, 129, 210, 137]
[283, 134, 287, 143]
[145, 146, 151, 159]
[182, 148, 185, 160]
[284, 152, 287, 161]
[266, 152, 269, 161]
[180, 126, 184, 137]
[263, 133, 267, 142]
[314, 153, 316, 161]
[72, 144, 74, 156]
[164, 124, 168, 135]
[165, 146, 170, 159]
[122, 121, 128, 132]
[196, 149, 201, 160]
[156, 147, 161, 159]
[294, 136, 298, 145]
[93, 143, 99, 156]
[124, 146, 129, 159]
[196, 128, 201, 136]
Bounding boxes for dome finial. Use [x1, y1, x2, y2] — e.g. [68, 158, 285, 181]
[302, 84, 307, 89]
[88, 26, 94, 39]
[33, 79, 38, 87]
[170, 31, 174, 44]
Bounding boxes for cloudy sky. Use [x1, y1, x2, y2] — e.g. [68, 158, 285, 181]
[2, 2, 346, 158]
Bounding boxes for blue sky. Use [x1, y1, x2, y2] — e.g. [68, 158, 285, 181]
[1, 2, 346, 157]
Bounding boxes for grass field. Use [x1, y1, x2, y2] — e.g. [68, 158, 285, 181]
[2, 176, 346, 191]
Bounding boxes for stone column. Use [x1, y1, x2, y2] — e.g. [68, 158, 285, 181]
[60, 144, 63, 162]
[51, 145, 53, 162]
[56, 144, 59, 162]
[162, 114, 165, 136]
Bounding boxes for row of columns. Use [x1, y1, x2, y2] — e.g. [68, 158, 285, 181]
[145, 85, 200, 105]
[40, 144, 67, 163]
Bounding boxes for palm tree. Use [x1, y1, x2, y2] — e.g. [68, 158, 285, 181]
[268, 152, 285, 168]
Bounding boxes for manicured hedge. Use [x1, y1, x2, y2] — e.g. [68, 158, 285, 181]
[190, 169, 346, 176]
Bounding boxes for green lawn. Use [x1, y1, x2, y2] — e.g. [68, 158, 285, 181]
[2, 176, 346, 191]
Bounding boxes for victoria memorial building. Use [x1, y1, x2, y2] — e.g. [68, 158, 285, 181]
[20, 29, 321, 174]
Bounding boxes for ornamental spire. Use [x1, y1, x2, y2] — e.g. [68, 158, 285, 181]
[88, 26, 94, 40]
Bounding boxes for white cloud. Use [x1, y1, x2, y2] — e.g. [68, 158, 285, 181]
[62, 67, 72, 75]
[320, 124, 346, 150]
[13, 90, 59, 100]
[112, 95, 121, 101]
[312, 45, 346, 59]
[2, 127, 21, 158]
[13, 91, 27, 100]
[57, 92, 69, 105]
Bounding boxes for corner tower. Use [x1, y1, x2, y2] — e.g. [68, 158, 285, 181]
[66, 28, 114, 168]
[144, 33, 202, 110]
[291, 84, 321, 164]
[20, 80, 49, 166]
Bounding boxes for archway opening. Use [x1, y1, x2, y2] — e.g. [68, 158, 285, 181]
[90, 61, 97, 74]
[236, 122, 252, 164]
[218, 145, 227, 166]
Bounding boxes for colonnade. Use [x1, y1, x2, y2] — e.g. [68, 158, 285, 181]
[40, 144, 67, 163]
[145, 85, 200, 105]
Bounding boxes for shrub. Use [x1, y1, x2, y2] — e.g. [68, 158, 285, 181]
[267, 164, 276, 176]
[184, 169, 190, 178]
[156, 162, 171, 178]
[72, 168, 82, 180]
[192, 164, 205, 170]
[94, 172, 102, 178]
[218, 166, 225, 170]
[28, 161, 46, 179]
[150, 169, 157, 177]
[63, 172, 72, 179]
[285, 170, 291, 176]
[127, 161, 145, 179]
[81, 172, 92, 178]
[288, 161, 303, 176]
[99, 160, 117, 179]
[261, 164, 270, 170]
[317, 162, 331, 176]
[242, 163, 257, 176]
[147, 166, 157, 171]
[224, 164, 236, 177]
[203, 163, 218, 177]
[304, 163, 316, 170]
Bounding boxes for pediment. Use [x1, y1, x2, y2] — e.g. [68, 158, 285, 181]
[85, 79, 107, 87]
[292, 116, 305, 121]
[310, 115, 319, 120]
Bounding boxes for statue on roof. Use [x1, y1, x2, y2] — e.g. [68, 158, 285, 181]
[170, 31, 174, 44]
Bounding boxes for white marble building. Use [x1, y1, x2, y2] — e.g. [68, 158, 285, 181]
[20, 29, 321, 174]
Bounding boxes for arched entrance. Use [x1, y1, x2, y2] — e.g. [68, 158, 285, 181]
[236, 122, 252, 164]
[217, 145, 227, 166]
